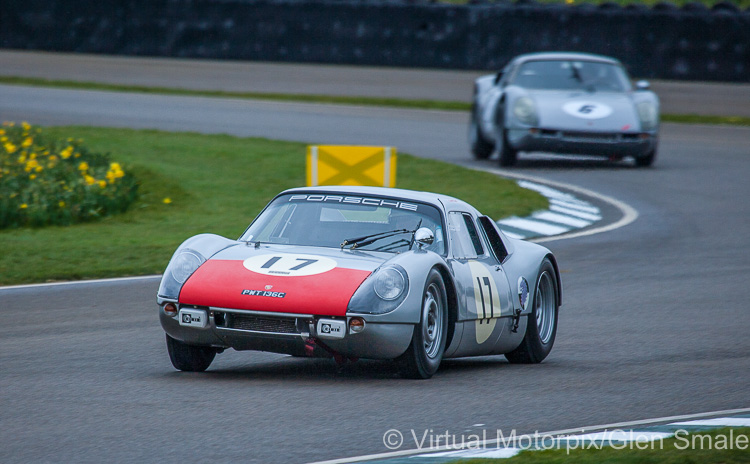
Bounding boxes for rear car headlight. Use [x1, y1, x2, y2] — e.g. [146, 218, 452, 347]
[348, 265, 409, 315]
[158, 249, 206, 300]
[513, 97, 539, 126]
[637, 101, 658, 131]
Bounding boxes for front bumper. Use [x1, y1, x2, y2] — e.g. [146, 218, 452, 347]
[159, 303, 414, 360]
[507, 128, 657, 158]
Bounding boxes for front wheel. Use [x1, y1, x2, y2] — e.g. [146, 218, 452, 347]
[634, 148, 657, 167]
[498, 129, 518, 167]
[166, 334, 217, 372]
[505, 259, 558, 364]
[397, 269, 448, 379]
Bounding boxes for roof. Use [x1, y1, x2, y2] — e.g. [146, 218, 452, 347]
[511, 52, 621, 66]
[279, 185, 479, 215]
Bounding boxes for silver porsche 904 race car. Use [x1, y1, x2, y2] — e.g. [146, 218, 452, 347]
[470, 52, 660, 167]
[158, 186, 561, 379]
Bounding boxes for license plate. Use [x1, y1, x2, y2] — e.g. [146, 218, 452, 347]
[179, 309, 208, 328]
[317, 319, 346, 340]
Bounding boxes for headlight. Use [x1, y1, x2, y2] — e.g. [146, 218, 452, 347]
[158, 249, 206, 299]
[513, 97, 538, 126]
[637, 101, 658, 131]
[374, 267, 406, 300]
[348, 265, 409, 315]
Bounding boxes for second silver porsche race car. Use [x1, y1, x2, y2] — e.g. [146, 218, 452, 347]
[158, 186, 561, 379]
[470, 52, 660, 167]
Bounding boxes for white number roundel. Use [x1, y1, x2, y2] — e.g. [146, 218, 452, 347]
[562, 101, 613, 120]
[243, 254, 337, 277]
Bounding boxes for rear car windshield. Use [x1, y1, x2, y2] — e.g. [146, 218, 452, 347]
[510, 60, 631, 92]
[241, 193, 446, 254]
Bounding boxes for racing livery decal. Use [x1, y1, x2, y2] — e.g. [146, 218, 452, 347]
[180, 259, 370, 316]
[562, 101, 613, 120]
[243, 254, 337, 277]
[468, 261, 502, 344]
[518, 277, 530, 311]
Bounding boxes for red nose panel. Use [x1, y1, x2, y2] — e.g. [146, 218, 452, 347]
[179, 260, 371, 316]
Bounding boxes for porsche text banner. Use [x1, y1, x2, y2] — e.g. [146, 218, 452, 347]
[307, 145, 397, 187]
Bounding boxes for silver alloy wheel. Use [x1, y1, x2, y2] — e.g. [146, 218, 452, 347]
[535, 271, 555, 344]
[422, 283, 444, 359]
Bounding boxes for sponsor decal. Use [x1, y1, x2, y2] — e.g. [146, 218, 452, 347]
[562, 101, 613, 120]
[518, 277, 530, 311]
[288, 194, 419, 212]
[243, 254, 337, 277]
[241, 289, 286, 298]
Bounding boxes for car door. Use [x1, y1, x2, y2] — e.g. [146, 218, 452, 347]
[446, 211, 513, 352]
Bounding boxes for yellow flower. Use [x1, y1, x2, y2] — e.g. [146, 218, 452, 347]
[84, 175, 95, 185]
[22, 137, 33, 148]
[78, 161, 89, 171]
[20, 203, 28, 209]
[0, 129, 5, 135]
[22, 121, 31, 131]
[4, 142, 17, 154]
[60, 146, 73, 159]
[35, 166, 43, 172]
[110, 162, 121, 171]
[163, 197, 172, 204]
[106, 170, 116, 183]
[98, 180, 107, 188]
[25, 159, 39, 172]
[29, 174, 37, 180]
[59, 201, 66, 208]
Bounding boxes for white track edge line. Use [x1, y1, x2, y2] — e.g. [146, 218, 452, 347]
[0, 274, 161, 290]
[307, 407, 750, 464]
[476, 167, 639, 244]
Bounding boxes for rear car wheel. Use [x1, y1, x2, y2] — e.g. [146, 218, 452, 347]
[498, 129, 518, 167]
[166, 334, 217, 372]
[397, 269, 448, 379]
[634, 148, 657, 167]
[470, 110, 495, 159]
[505, 259, 558, 364]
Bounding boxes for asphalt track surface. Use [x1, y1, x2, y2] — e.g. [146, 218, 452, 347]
[1, 55, 750, 463]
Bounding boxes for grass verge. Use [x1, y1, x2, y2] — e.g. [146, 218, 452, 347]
[2, 77, 750, 127]
[0, 126, 546, 285]
[455, 427, 750, 464]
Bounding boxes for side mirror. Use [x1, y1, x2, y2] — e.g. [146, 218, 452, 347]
[635, 80, 651, 91]
[494, 71, 504, 85]
[414, 227, 434, 248]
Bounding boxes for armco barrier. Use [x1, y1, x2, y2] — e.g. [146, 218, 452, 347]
[1, 0, 749, 82]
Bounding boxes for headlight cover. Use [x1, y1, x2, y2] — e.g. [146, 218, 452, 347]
[158, 249, 206, 300]
[348, 265, 409, 315]
[512, 97, 539, 126]
[637, 101, 658, 131]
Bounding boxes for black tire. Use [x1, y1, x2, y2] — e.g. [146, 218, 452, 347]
[505, 259, 558, 364]
[634, 148, 657, 167]
[470, 110, 494, 160]
[498, 129, 518, 167]
[166, 334, 217, 372]
[397, 269, 448, 379]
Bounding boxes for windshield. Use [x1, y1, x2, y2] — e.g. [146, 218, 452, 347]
[510, 60, 631, 92]
[241, 193, 446, 254]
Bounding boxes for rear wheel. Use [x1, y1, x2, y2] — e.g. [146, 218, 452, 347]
[470, 110, 495, 159]
[397, 269, 448, 379]
[166, 334, 217, 372]
[498, 129, 518, 167]
[505, 259, 558, 364]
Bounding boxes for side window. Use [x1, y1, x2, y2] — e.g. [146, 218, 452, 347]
[478, 216, 509, 262]
[448, 212, 485, 259]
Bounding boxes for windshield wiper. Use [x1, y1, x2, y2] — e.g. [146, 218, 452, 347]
[341, 229, 412, 250]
